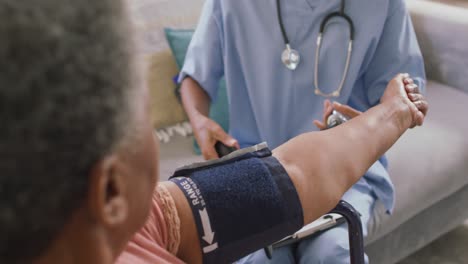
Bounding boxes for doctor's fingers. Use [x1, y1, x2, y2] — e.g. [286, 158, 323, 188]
[196, 132, 220, 160]
[313, 120, 327, 130]
[212, 127, 240, 149]
[323, 99, 332, 109]
[201, 144, 219, 160]
[321, 100, 333, 115]
[322, 100, 334, 121]
[314, 101, 334, 130]
[332, 102, 362, 118]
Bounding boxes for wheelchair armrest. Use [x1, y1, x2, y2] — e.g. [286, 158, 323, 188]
[330, 200, 365, 264]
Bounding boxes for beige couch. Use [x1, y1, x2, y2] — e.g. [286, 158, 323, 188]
[129, 0, 468, 263]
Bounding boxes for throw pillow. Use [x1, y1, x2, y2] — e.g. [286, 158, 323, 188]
[164, 28, 230, 155]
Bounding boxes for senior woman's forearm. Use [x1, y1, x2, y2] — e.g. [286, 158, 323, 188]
[273, 97, 412, 224]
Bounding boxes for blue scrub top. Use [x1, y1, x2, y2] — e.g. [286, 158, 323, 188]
[180, 0, 426, 212]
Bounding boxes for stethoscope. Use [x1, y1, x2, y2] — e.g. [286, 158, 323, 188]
[277, 0, 355, 97]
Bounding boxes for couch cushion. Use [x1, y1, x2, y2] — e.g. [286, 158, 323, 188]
[366, 185, 468, 264]
[408, 0, 468, 94]
[367, 81, 468, 243]
[146, 51, 188, 128]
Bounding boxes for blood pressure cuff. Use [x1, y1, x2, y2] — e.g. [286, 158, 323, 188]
[169, 143, 304, 264]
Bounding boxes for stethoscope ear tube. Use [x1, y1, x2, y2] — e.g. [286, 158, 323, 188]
[314, 10, 354, 98]
[319, 12, 355, 40]
[276, 0, 290, 45]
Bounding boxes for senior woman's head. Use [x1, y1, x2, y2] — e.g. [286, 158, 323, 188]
[0, 0, 158, 263]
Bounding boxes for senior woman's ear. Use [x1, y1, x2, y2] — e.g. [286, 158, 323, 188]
[87, 155, 129, 227]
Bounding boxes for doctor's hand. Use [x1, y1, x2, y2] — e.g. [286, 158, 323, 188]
[191, 114, 239, 160]
[313, 99, 362, 130]
[381, 73, 428, 128]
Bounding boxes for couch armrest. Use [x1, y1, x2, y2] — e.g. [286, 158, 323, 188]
[408, 0, 468, 94]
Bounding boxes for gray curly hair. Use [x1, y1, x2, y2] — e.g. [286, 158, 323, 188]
[0, 0, 137, 262]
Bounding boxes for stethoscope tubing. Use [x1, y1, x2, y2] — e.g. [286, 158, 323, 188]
[276, 0, 355, 97]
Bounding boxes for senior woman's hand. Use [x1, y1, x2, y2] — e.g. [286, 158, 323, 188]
[314, 73, 428, 130]
[403, 75, 428, 127]
[381, 73, 428, 128]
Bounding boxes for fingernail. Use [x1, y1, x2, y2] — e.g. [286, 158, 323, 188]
[333, 101, 341, 106]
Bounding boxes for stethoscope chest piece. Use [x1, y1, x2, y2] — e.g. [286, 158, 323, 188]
[281, 44, 300, 70]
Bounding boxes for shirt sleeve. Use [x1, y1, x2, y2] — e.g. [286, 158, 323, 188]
[363, 0, 426, 106]
[179, 0, 224, 102]
[115, 185, 183, 264]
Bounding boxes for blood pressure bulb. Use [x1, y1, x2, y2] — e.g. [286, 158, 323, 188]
[326, 110, 349, 129]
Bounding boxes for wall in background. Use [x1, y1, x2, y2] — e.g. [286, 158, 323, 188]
[128, 0, 204, 55]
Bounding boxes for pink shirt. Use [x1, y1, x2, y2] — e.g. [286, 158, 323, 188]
[116, 185, 184, 264]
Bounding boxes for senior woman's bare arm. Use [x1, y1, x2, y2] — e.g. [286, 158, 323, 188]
[274, 98, 411, 224]
[163, 74, 424, 263]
